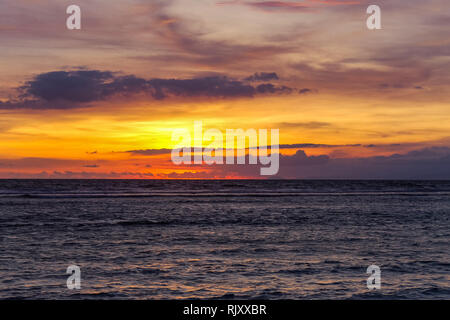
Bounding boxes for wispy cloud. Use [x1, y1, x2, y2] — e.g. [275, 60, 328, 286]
[217, 0, 361, 12]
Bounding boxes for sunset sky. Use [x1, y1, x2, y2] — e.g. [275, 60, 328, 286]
[1, 0, 449, 178]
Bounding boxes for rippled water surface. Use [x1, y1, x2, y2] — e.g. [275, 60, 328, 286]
[0, 180, 449, 299]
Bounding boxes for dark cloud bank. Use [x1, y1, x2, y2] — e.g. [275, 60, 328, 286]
[274, 147, 450, 179]
[0, 70, 297, 109]
[185, 147, 450, 179]
[2, 146, 449, 179]
[122, 146, 450, 179]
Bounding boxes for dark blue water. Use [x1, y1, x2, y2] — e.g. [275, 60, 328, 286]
[0, 180, 449, 299]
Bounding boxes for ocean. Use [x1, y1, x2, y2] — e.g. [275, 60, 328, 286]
[0, 179, 448, 299]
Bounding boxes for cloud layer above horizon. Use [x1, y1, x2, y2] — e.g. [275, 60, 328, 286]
[0, 0, 449, 178]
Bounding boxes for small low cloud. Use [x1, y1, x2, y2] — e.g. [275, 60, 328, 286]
[256, 83, 292, 94]
[281, 149, 330, 165]
[82, 164, 100, 168]
[245, 72, 279, 82]
[277, 121, 330, 129]
[299, 88, 317, 95]
[126, 148, 173, 156]
[378, 83, 426, 90]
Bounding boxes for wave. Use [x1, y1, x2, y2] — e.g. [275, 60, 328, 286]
[2, 191, 450, 199]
